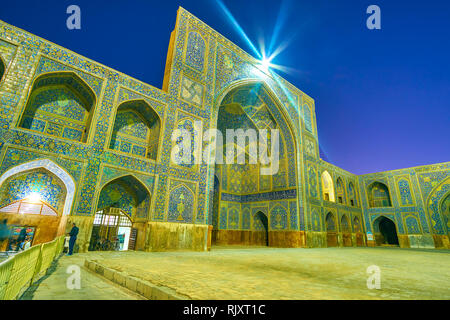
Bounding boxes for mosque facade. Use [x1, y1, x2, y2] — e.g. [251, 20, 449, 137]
[0, 7, 448, 252]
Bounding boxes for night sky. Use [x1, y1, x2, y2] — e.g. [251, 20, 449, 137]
[1, 0, 449, 174]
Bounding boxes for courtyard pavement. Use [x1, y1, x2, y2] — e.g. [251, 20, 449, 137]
[20, 254, 143, 300]
[82, 246, 450, 300]
[22, 246, 450, 300]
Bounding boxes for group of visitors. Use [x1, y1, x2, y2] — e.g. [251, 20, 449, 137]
[0, 219, 31, 252]
[0, 219, 79, 255]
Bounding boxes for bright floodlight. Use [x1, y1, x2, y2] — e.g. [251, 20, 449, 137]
[27, 192, 41, 203]
[261, 57, 271, 71]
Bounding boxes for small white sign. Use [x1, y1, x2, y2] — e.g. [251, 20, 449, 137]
[367, 232, 374, 241]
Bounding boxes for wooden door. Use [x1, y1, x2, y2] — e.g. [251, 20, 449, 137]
[128, 228, 138, 251]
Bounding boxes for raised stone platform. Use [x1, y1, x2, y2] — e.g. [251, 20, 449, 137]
[84, 259, 188, 300]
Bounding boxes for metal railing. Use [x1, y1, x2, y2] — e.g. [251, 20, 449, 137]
[0, 236, 65, 300]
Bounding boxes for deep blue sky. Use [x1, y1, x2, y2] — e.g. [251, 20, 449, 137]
[1, 0, 449, 174]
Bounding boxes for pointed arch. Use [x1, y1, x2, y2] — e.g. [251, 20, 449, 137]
[373, 215, 399, 245]
[19, 71, 97, 142]
[425, 176, 450, 235]
[185, 31, 206, 71]
[167, 183, 195, 223]
[0, 55, 5, 83]
[270, 204, 288, 230]
[348, 181, 357, 206]
[0, 159, 76, 216]
[97, 174, 151, 221]
[353, 216, 364, 246]
[367, 181, 392, 207]
[340, 214, 352, 246]
[340, 214, 350, 232]
[325, 211, 338, 247]
[353, 216, 362, 233]
[109, 99, 161, 160]
[321, 171, 335, 202]
[211, 175, 221, 229]
[213, 79, 299, 155]
[440, 192, 450, 235]
[253, 210, 269, 246]
[336, 177, 345, 204]
[212, 80, 298, 208]
[213, 80, 300, 160]
[326, 212, 336, 231]
[303, 103, 313, 133]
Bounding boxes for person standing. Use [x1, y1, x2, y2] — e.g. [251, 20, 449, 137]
[0, 219, 10, 251]
[16, 227, 28, 251]
[22, 237, 32, 251]
[67, 222, 79, 256]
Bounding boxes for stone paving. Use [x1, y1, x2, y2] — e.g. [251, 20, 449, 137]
[84, 246, 450, 300]
[21, 254, 143, 300]
[18, 246, 450, 300]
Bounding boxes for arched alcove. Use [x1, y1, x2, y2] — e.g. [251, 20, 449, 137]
[326, 212, 337, 247]
[0, 168, 67, 216]
[336, 177, 345, 204]
[340, 215, 352, 246]
[367, 182, 392, 207]
[211, 175, 220, 230]
[353, 216, 364, 246]
[321, 171, 335, 202]
[109, 100, 161, 160]
[0, 159, 76, 246]
[19, 72, 96, 143]
[0, 56, 5, 83]
[210, 80, 298, 247]
[373, 216, 399, 246]
[0, 159, 76, 216]
[440, 193, 450, 235]
[254, 211, 269, 246]
[348, 182, 357, 206]
[97, 175, 150, 221]
[426, 177, 450, 239]
[353, 216, 361, 233]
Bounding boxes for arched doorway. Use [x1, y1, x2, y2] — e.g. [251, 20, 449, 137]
[0, 160, 76, 250]
[340, 215, 352, 247]
[92, 175, 151, 251]
[211, 175, 220, 244]
[254, 211, 269, 246]
[89, 208, 133, 251]
[374, 216, 399, 246]
[326, 212, 338, 247]
[353, 216, 364, 246]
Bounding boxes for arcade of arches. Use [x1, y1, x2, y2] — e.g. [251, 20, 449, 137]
[0, 8, 449, 253]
